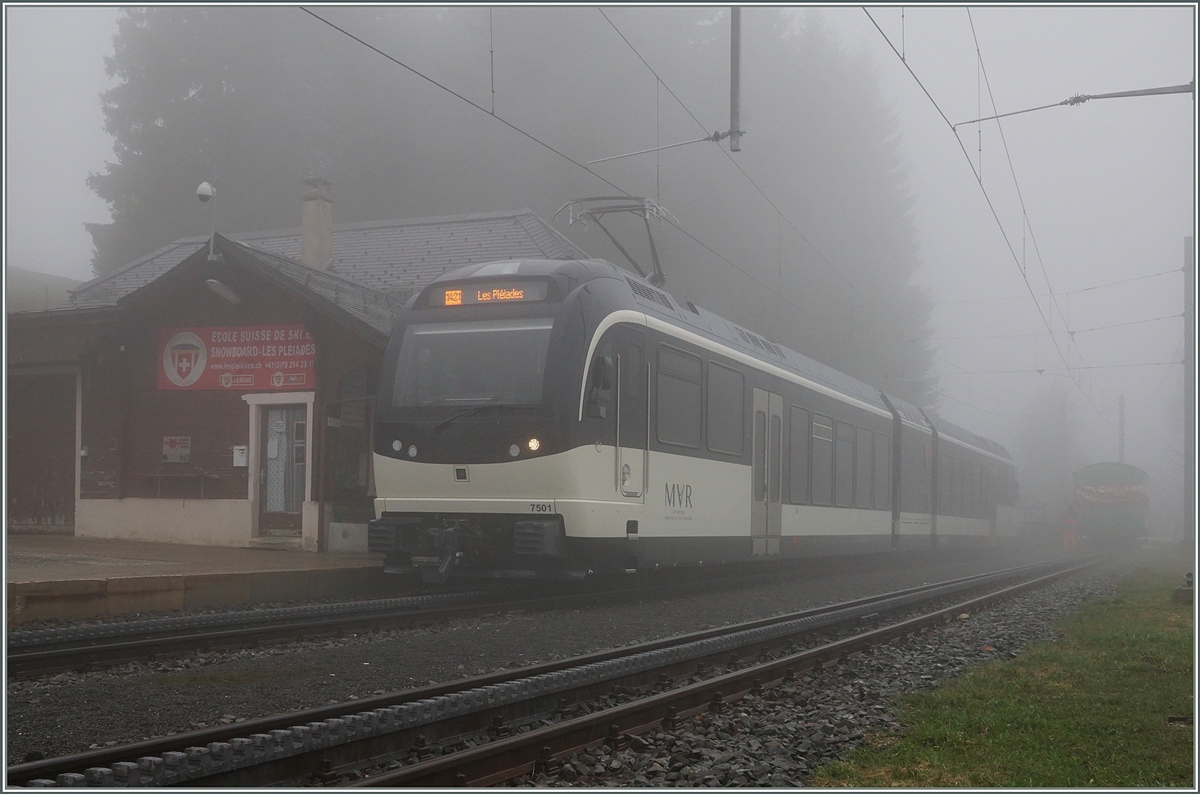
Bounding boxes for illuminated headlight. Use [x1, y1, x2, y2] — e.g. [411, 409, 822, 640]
[509, 444, 520, 457]
[407, 445, 418, 458]
[527, 438, 541, 452]
[392, 439, 402, 452]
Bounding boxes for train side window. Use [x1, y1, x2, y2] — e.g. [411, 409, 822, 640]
[854, 427, 873, 508]
[939, 454, 951, 515]
[946, 456, 956, 516]
[964, 460, 974, 515]
[963, 461, 972, 517]
[834, 420, 854, 507]
[788, 407, 809, 504]
[754, 411, 767, 502]
[811, 415, 833, 506]
[965, 460, 973, 517]
[706, 362, 744, 455]
[769, 414, 782, 503]
[586, 342, 615, 419]
[974, 463, 983, 517]
[953, 457, 964, 517]
[618, 342, 646, 451]
[874, 433, 890, 510]
[656, 345, 702, 448]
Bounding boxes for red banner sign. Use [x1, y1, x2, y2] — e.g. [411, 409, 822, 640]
[157, 325, 316, 391]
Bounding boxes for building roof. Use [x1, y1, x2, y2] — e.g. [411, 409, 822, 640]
[6, 267, 83, 313]
[219, 237, 405, 339]
[104, 235, 407, 344]
[70, 209, 589, 309]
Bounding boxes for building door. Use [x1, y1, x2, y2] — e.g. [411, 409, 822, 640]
[615, 334, 646, 499]
[259, 405, 307, 534]
[751, 388, 783, 555]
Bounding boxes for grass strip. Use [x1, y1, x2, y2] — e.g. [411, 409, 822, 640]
[811, 565, 1194, 787]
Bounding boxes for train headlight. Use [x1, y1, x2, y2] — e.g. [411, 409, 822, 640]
[392, 439, 402, 452]
[527, 438, 541, 452]
[407, 445, 418, 458]
[509, 444, 520, 457]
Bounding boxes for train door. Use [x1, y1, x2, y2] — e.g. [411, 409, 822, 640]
[615, 334, 646, 499]
[751, 388, 783, 555]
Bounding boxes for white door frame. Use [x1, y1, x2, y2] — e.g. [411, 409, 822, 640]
[242, 391, 315, 531]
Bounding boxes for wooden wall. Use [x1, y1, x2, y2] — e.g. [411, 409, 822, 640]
[7, 372, 76, 529]
[77, 259, 383, 508]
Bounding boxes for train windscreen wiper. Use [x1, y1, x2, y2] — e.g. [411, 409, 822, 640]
[431, 407, 485, 433]
[430, 404, 522, 433]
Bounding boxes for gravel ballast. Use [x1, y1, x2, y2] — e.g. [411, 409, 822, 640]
[6, 546, 1129, 771]
[500, 560, 1138, 786]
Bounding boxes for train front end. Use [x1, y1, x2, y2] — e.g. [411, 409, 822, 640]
[369, 260, 605, 581]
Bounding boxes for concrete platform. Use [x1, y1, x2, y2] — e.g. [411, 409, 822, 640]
[6, 535, 385, 625]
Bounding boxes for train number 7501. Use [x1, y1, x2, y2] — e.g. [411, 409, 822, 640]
[529, 502, 554, 513]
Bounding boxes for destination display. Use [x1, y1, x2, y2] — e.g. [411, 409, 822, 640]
[432, 281, 550, 307]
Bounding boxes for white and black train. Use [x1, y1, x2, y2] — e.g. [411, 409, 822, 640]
[369, 259, 1020, 580]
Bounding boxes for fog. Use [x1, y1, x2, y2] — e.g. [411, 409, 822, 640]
[5, 6, 1195, 535]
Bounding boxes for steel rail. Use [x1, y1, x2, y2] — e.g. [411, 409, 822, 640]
[353, 559, 1100, 787]
[6, 563, 799, 679]
[7, 590, 487, 649]
[6, 558, 1074, 787]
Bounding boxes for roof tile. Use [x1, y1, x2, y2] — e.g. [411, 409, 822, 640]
[70, 209, 588, 309]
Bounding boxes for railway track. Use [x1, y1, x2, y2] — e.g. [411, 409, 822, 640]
[5, 554, 906, 679]
[6, 589, 492, 679]
[6, 558, 1096, 787]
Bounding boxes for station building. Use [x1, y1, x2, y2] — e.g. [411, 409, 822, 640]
[6, 181, 587, 552]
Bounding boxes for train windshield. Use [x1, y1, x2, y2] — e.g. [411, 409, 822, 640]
[391, 318, 554, 407]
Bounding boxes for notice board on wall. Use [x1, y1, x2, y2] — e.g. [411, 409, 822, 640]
[158, 326, 316, 391]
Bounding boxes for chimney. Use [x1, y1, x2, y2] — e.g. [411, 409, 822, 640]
[300, 177, 334, 269]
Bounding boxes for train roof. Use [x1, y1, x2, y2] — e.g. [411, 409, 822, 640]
[422, 259, 1012, 459]
[930, 416, 1014, 463]
[880, 393, 932, 431]
[1073, 462, 1147, 485]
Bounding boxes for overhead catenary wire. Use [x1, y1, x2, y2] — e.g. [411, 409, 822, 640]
[865, 9, 1094, 412]
[863, 7, 1113, 428]
[298, 8, 783, 317]
[1147, 331, 1188, 409]
[303, 6, 1033, 423]
[596, 7, 883, 316]
[931, 311, 1183, 340]
[938, 360, 1182, 375]
[965, 10, 1121, 417]
[299, 7, 629, 199]
[597, 6, 1024, 416]
[299, 6, 907, 400]
[938, 267, 1184, 304]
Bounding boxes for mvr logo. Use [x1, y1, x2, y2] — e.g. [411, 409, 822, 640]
[665, 483, 693, 508]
